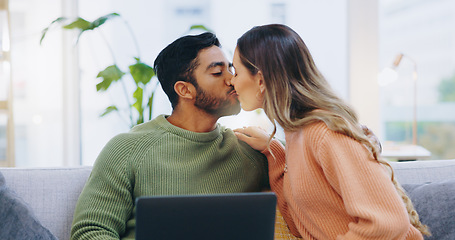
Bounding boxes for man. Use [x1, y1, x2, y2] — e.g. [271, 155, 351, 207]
[70, 32, 269, 240]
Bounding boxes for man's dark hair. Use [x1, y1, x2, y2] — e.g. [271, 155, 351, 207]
[154, 32, 221, 109]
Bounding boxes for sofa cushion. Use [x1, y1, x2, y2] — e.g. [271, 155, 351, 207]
[403, 179, 455, 240]
[0, 171, 57, 240]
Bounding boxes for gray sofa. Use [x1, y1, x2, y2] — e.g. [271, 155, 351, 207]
[1, 160, 455, 240]
[0, 167, 92, 240]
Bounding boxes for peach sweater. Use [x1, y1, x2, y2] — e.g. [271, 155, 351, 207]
[264, 122, 423, 240]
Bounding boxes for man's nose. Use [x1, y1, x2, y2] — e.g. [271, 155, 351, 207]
[225, 71, 234, 86]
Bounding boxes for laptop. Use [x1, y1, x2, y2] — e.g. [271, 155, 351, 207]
[135, 192, 277, 240]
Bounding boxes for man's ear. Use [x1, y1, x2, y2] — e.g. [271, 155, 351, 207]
[256, 71, 266, 93]
[174, 81, 196, 100]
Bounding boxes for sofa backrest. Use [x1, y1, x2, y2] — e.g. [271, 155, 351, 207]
[390, 159, 455, 184]
[0, 167, 92, 240]
[1, 159, 455, 240]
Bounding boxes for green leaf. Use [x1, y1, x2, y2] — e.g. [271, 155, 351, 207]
[62, 18, 92, 43]
[40, 17, 68, 45]
[100, 105, 118, 117]
[90, 13, 120, 30]
[190, 24, 213, 32]
[133, 87, 144, 124]
[132, 87, 143, 112]
[129, 62, 155, 85]
[63, 18, 91, 30]
[96, 65, 125, 91]
[63, 13, 120, 43]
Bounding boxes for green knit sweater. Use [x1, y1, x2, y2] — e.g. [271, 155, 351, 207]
[70, 115, 269, 240]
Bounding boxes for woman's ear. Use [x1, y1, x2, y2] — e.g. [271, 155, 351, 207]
[256, 71, 266, 93]
[174, 81, 196, 100]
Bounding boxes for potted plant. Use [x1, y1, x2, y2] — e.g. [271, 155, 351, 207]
[41, 13, 210, 128]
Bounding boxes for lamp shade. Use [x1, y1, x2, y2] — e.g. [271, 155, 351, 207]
[378, 67, 398, 86]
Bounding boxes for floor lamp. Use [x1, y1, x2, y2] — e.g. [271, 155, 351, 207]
[378, 53, 418, 145]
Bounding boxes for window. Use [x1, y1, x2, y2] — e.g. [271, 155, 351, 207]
[0, 5, 10, 164]
[9, 0, 351, 166]
[9, 0, 64, 166]
[379, 0, 455, 159]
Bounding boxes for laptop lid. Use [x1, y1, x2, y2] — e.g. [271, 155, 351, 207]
[135, 192, 277, 240]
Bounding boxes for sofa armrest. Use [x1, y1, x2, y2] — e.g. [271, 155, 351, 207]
[0, 167, 92, 240]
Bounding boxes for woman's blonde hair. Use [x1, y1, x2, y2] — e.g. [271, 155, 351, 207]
[237, 24, 430, 236]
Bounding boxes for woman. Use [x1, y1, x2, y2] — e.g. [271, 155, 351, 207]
[230, 24, 429, 239]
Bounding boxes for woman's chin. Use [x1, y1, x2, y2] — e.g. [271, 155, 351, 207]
[240, 104, 259, 112]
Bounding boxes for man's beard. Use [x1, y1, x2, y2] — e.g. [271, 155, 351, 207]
[194, 86, 241, 118]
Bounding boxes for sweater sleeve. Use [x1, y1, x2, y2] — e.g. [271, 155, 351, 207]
[262, 139, 301, 237]
[238, 140, 270, 191]
[71, 135, 135, 240]
[316, 130, 414, 240]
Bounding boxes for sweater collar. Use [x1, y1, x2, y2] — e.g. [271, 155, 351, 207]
[156, 114, 222, 142]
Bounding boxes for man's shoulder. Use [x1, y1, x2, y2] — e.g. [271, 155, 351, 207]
[220, 125, 266, 159]
[218, 125, 239, 143]
[108, 116, 168, 145]
[95, 117, 170, 165]
[130, 115, 165, 133]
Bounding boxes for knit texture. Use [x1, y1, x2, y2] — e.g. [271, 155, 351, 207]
[264, 122, 423, 240]
[70, 115, 268, 240]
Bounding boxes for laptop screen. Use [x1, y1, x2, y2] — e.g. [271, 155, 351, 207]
[135, 192, 277, 240]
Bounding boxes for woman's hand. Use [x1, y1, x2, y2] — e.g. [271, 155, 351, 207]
[233, 126, 271, 152]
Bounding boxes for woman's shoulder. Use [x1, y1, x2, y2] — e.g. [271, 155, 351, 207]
[296, 121, 331, 138]
[290, 121, 353, 149]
